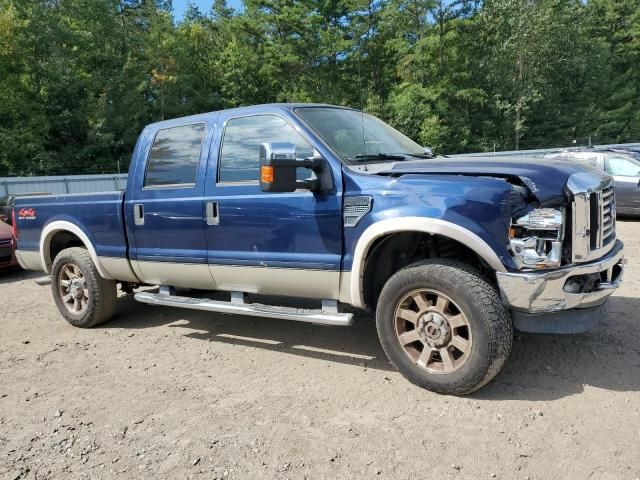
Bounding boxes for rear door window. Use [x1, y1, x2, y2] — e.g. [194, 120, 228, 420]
[144, 123, 206, 187]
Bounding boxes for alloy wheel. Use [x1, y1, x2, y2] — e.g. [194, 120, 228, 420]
[58, 263, 89, 315]
[394, 288, 472, 374]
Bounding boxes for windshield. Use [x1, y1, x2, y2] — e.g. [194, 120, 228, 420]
[295, 107, 424, 163]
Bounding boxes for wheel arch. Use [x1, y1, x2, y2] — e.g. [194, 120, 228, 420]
[348, 217, 507, 309]
[40, 221, 111, 279]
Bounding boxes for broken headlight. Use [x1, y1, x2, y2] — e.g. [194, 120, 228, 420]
[509, 208, 565, 269]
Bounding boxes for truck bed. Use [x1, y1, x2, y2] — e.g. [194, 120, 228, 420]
[14, 191, 129, 263]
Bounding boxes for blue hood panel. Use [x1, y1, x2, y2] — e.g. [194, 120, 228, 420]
[383, 155, 609, 203]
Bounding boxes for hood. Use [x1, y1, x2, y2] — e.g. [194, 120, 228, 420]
[377, 155, 610, 204]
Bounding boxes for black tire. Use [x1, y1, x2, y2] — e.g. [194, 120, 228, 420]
[51, 247, 117, 328]
[376, 259, 512, 395]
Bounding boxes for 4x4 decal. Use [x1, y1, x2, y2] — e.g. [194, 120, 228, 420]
[18, 208, 36, 220]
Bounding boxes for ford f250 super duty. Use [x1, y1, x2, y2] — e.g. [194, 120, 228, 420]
[13, 104, 625, 394]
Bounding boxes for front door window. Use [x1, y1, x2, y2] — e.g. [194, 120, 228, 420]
[218, 115, 315, 184]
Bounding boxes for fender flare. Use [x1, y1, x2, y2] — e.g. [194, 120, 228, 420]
[349, 217, 507, 308]
[40, 220, 111, 279]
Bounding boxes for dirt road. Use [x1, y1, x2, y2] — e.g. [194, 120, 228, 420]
[1, 222, 640, 480]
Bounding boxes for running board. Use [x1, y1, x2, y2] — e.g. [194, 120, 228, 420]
[34, 276, 51, 286]
[134, 291, 353, 327]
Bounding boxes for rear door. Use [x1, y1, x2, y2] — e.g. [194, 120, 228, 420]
[125, 120, 216, 289]
[602, 152, 640, 214]
[202, 110, 344, 299]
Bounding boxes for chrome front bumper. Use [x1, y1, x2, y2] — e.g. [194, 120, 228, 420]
[497, 240, 624, 313]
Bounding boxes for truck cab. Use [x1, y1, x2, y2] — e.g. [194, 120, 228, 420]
[14, 104, 625, 395]
[124, 106, 344, 298]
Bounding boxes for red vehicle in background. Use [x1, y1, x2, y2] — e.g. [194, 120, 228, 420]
[0, 193, 51, 272]
[0, 214, 19, 271]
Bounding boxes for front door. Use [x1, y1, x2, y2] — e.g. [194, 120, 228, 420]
[602, 152, 640, 215]
[203, 111, 343, 299]
[126, 120, 216, 289]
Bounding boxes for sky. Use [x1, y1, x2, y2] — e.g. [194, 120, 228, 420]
[172, 0, 243, 19]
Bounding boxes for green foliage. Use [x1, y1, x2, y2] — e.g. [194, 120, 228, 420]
[587, 0, 640, 142]
[0, 0, 638, 175]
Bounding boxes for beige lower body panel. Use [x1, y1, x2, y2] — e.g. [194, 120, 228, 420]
[99, 257, 140, 283]
[135, 261, 215, 290]
[17, 253, 343, 301]
[17, 251, 140, 283]
[15, 250, 44, 272]
[210, 264, 340, 299]
[134, 261, 341, 300]
[339, 271, 353, 304]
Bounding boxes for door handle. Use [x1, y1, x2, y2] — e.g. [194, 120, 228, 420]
[134, 203, 144, 226]
[206, 201, 219, 225]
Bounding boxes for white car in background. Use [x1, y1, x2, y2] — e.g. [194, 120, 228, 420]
[545, 148, 640, 216]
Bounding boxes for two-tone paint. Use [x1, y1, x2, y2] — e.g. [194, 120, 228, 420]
[12, 103, 619, 313]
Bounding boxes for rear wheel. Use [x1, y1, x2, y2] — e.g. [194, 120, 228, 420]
[51, 247, 117, 328]
[376, 259, 512, 395]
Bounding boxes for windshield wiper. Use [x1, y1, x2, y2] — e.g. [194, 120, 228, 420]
[402, 152, 435, 159]
[353, 153, 407, 163]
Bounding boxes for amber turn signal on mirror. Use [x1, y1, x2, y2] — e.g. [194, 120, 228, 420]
[261, 165, 274, 184]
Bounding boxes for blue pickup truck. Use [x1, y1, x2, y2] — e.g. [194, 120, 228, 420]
[14, 104, 625, 394]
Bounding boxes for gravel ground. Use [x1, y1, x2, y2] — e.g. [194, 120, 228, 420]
[1, 221, 640, 480]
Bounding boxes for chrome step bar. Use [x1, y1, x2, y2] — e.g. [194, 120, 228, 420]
[34, 276, 52, 286]
[134, 291, 353, 327]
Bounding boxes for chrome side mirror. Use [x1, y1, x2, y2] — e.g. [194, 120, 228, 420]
[259, 142, 326, 193]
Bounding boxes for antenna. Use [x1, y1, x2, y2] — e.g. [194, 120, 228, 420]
[356, 35, 367, 170]
[361, 109, 366, 156]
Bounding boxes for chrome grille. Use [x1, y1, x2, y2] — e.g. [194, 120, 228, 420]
[588, 186, 616, 250]
[601, 186, 615, 245]
[568, 171, 616, 263]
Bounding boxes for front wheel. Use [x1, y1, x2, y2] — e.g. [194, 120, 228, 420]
[376, 259, 513, 395]
[51, 247, 117, 328]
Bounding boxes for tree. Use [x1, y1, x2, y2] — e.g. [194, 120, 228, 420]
[0, 0, 638, 176]
[587, 0, 640, 143]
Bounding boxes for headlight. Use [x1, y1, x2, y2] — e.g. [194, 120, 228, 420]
[509, 208, 564, 269]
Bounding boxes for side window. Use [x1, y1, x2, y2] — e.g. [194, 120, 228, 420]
[144, 123, 206, 187]
[218, 115, 315, 183]
[604, 155, 640, 176]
